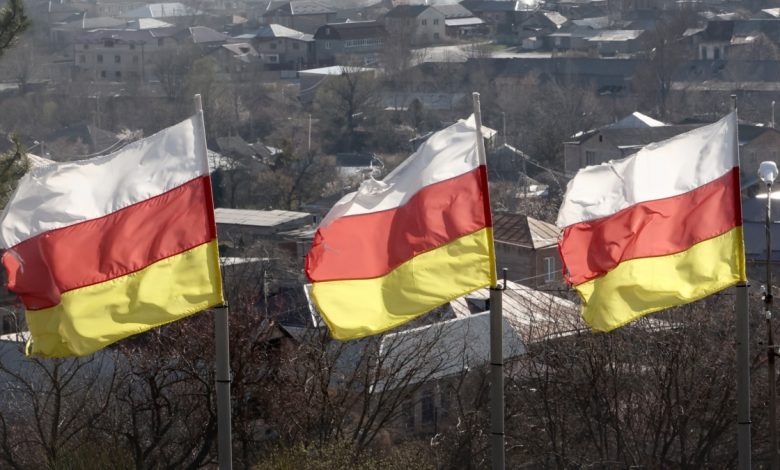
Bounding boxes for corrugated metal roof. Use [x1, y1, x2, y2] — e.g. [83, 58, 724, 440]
[492, 212, 560, 249]
[254, 23, 313, 41]
[445, 17, 484, 27]
[433, 4, 474, 19]
[586, 29, 643, 42]
[121, 2, 198, 18]
[374, 311, 526, 390]
[215, 208, 312, 227]
[450, 280, 584, 343]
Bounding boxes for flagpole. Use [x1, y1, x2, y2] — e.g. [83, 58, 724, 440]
[733, 95, 752, 470]
[194, 94, 233, 470]
[472, 92, 505, 470]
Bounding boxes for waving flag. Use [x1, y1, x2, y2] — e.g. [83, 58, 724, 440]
[1, 115, 224, 357]
[557, 112, 746, 331]
[306, 117, 496, 340]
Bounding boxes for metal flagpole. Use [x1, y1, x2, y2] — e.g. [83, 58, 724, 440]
[733, 95, 752, 470]
[194, 94, 233, 470]
[472, 92, 505, 470]
[214, 303, 233, 470]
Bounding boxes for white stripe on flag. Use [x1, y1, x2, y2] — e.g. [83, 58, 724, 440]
[0, 116, 209, 247]
[556, 113, 737, 228]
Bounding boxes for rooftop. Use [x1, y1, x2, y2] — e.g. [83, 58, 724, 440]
[215, 208, 313, 228]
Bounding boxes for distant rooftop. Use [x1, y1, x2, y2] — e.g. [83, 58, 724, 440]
[215, 208, 313, 228]
[121, 2, 200, 19]
[253, 23, 313, 41]
[298, 65, 376, 75]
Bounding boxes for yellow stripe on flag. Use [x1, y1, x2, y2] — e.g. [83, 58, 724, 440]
[575, 227, 746, 332]
[312, 228, 494, 340]
[27, 240, 224, 357]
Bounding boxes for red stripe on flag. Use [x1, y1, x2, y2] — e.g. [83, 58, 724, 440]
[559, 168, 741, 286]
[3, 176, 216, 310]
[306, 166, 490, 282]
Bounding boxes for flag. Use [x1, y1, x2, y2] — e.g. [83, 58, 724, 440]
[0, 115, 224, 357]
[557, 112, 746, 331]
[305, 117, 496, 340]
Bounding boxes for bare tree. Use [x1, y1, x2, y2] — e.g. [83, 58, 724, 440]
[0, 340, 119, 468]
[313, 66, 380, 153]
[506, 294, 763, 467]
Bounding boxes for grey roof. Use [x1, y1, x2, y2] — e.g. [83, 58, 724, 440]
[450, 280, 583, 343]
[264, 0, 336, 16]
[220, 42, 259, 61]
[374, 311, 526, 390]
[432, 3, 473, 19]
[586, 29, 643, 42]
[299, 65, 375, 75]
[57, 16, 126, 31]
[582, 125, 700, 148]
[572, 15, 609, 29]
[215, 208, 313, 227]
[542, 11, 568, 27]
[183, 26, 228, 44]
[130, 18, 175, 29]
[384, 5, 428, 18]
[254, 23, 313, 40]
[75, 28, 171, 44]
[492, 211, 560, 249]
[608, 111, 666, 129]
[121, 2, 199, 18]
[445, 17, 484, 27]
[214, 135, 259, 159]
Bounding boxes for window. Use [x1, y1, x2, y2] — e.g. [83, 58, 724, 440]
[585, 150, 596, 165]
[115, 71, 121, 79]
[268, 54, 279, 63]
[83, 44, 89, 49]
[433, 19, 439, 25]
[421, 19, 427, 26]
[404, 399, 415, 430]
[97, 54, 103, 63]
[714, 47, 721, 60]
[421, 389, 435, 425]
[544, 256, 555, 282]
[100, 70, 106, 78]
[433, 32, 439, 40]
[439, 387, 450, 418]
[324, 40, 331, 50]
[270, 42, 277, 49]
[104, 39, 114, 47]
[114, 55, 121, 63]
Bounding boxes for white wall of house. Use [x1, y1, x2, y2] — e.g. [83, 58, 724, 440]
[415, 8, 446, 45]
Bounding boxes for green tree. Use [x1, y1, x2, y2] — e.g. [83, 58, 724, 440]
[0, 0, 28, 58]
[0, 137, 28, 208]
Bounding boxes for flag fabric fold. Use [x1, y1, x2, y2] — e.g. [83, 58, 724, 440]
[0, 115, 224, 357]
[557, 112, 746, 331]
[305, 117, 495, 340]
